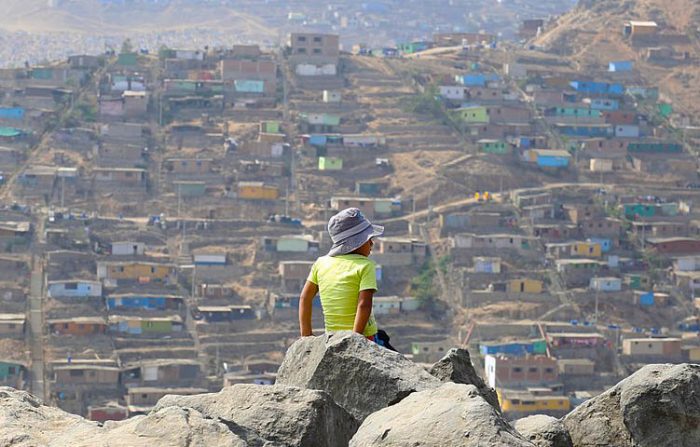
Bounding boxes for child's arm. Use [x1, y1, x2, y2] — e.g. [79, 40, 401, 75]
[299, 280, 318, 337]
[353, 289, 375, 334]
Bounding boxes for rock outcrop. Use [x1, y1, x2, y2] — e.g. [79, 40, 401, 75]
[153, 384, 358, 447]
[429, 347, 500, 411]
[0, 387, 98, 447]
[514, 415, 573, 447]
[74, 406, 248, 447]
[276, 331, 441, 420]
[2, 341, 700, 447]
[563, 363, 700, 447]
[349, 382, 535, 447]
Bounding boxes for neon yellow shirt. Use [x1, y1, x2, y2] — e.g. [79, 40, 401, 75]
[307, 254, 378, 337]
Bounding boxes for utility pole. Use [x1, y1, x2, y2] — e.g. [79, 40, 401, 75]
[285, 185, 289, 216]
[177, 183, 181, 217]
[594, 287, 600, 324]
[60, 176, 65, 208]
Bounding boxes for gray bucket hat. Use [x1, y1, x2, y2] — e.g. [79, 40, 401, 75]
[327, 208, 384, 256]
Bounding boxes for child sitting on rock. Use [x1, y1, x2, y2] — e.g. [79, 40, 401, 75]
[298, 207, 388, 345]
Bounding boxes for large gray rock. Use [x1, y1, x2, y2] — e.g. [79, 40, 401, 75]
[63, 406, 248, 447]
[153, 384, 357, 447]
[0, 387, 98, 446]
[514, 415, 572, 447]
[0, 387, 245, 447]
[563, 363, 700, 447]
[349, 382, 535, 447]
[276, 331, 441, 420]
[429, 348, 500, 411]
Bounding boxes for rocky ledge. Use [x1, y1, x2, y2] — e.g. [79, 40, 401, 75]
[1, 332, 699, 446]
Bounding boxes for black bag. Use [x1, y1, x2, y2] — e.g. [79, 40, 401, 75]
[376, 329, 398, 352]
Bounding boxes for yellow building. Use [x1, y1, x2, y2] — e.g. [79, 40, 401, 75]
[572, 241, 602, 258]
[98, 262, 175, 282]
[507, 278, 544, 294]
[238, 181, 279, 201]
[498, 390, 571, 415]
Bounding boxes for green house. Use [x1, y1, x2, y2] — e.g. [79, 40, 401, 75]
[624, 273, 651, 290]
[0, 361, 24, 381]
[657, 103, 673, 118]
[276, 236, 310, 253]
[174, 181, 206, 197]
[117, 52, 138, 67]
[532, 339, 548, 354]
[318, 157, 343, 171]
[141, 319, 174, 334]
[623, 203, 657, 219]
[261, 121, 281, 134]
[627, 142, 682, 153]
[0, 127, 23, 138]
[478, 139, 509, 154]
[455, 106, 489, 123]
[31, 68, 54, 80]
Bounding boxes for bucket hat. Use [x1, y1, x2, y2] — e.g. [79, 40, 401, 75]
[327, 208, 384, 256]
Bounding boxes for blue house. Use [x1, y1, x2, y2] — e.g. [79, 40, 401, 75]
[570, 81, 624, 96]
[455, 73, 500, 87]
[106, 294, 183, 311]
[608, 61, 634, 72]
[47, 280, 103, 298]
[588, 237, 612, 253]
[638, 291, 655, 307]
[0, 107, 25, 121]
[480, 339, 547, 356]
[531, 149, 572, 168]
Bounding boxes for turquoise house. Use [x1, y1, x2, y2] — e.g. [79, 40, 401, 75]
[479, 139, 509, 154]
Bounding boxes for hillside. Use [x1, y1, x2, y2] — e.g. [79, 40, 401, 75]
[532, 0, 700, 119]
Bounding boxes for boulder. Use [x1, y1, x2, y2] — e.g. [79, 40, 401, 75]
[349, 382, 535, 447]
[429, 348, 500, 410]
[0, 387, 98, 446]
[153, 384, 358, 447]
[63, 406, 248, 447]
[0, 387, 246, 447]
[276, 331, 441, 420]
[563, 363, 700, 447]
[514, 415, 573, 447]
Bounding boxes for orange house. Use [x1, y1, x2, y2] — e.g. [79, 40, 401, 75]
[48, 317, 107, 336]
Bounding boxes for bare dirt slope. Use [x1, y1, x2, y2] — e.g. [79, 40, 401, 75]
[532, 0, 700, 118]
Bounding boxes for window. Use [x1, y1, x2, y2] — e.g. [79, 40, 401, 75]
[142, 394, 148, 399]
[313, 48, 322, 54]
[423, 347, 429, 352]
[65, 282, 78, 290]
[70, 370, 84, 377]
[297, 48, 306, 54]
[313, 36, 322, 43]
[528, 367, 538, 373]
[545, 367, 554, 373]
[8, 366, 16, 375]
[124, 172, 133, 178]
[8, 323, 15, 329]
[297, 36, 306, 42]
[151, 267, 156, 274]
[513, 367, 523, 373]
